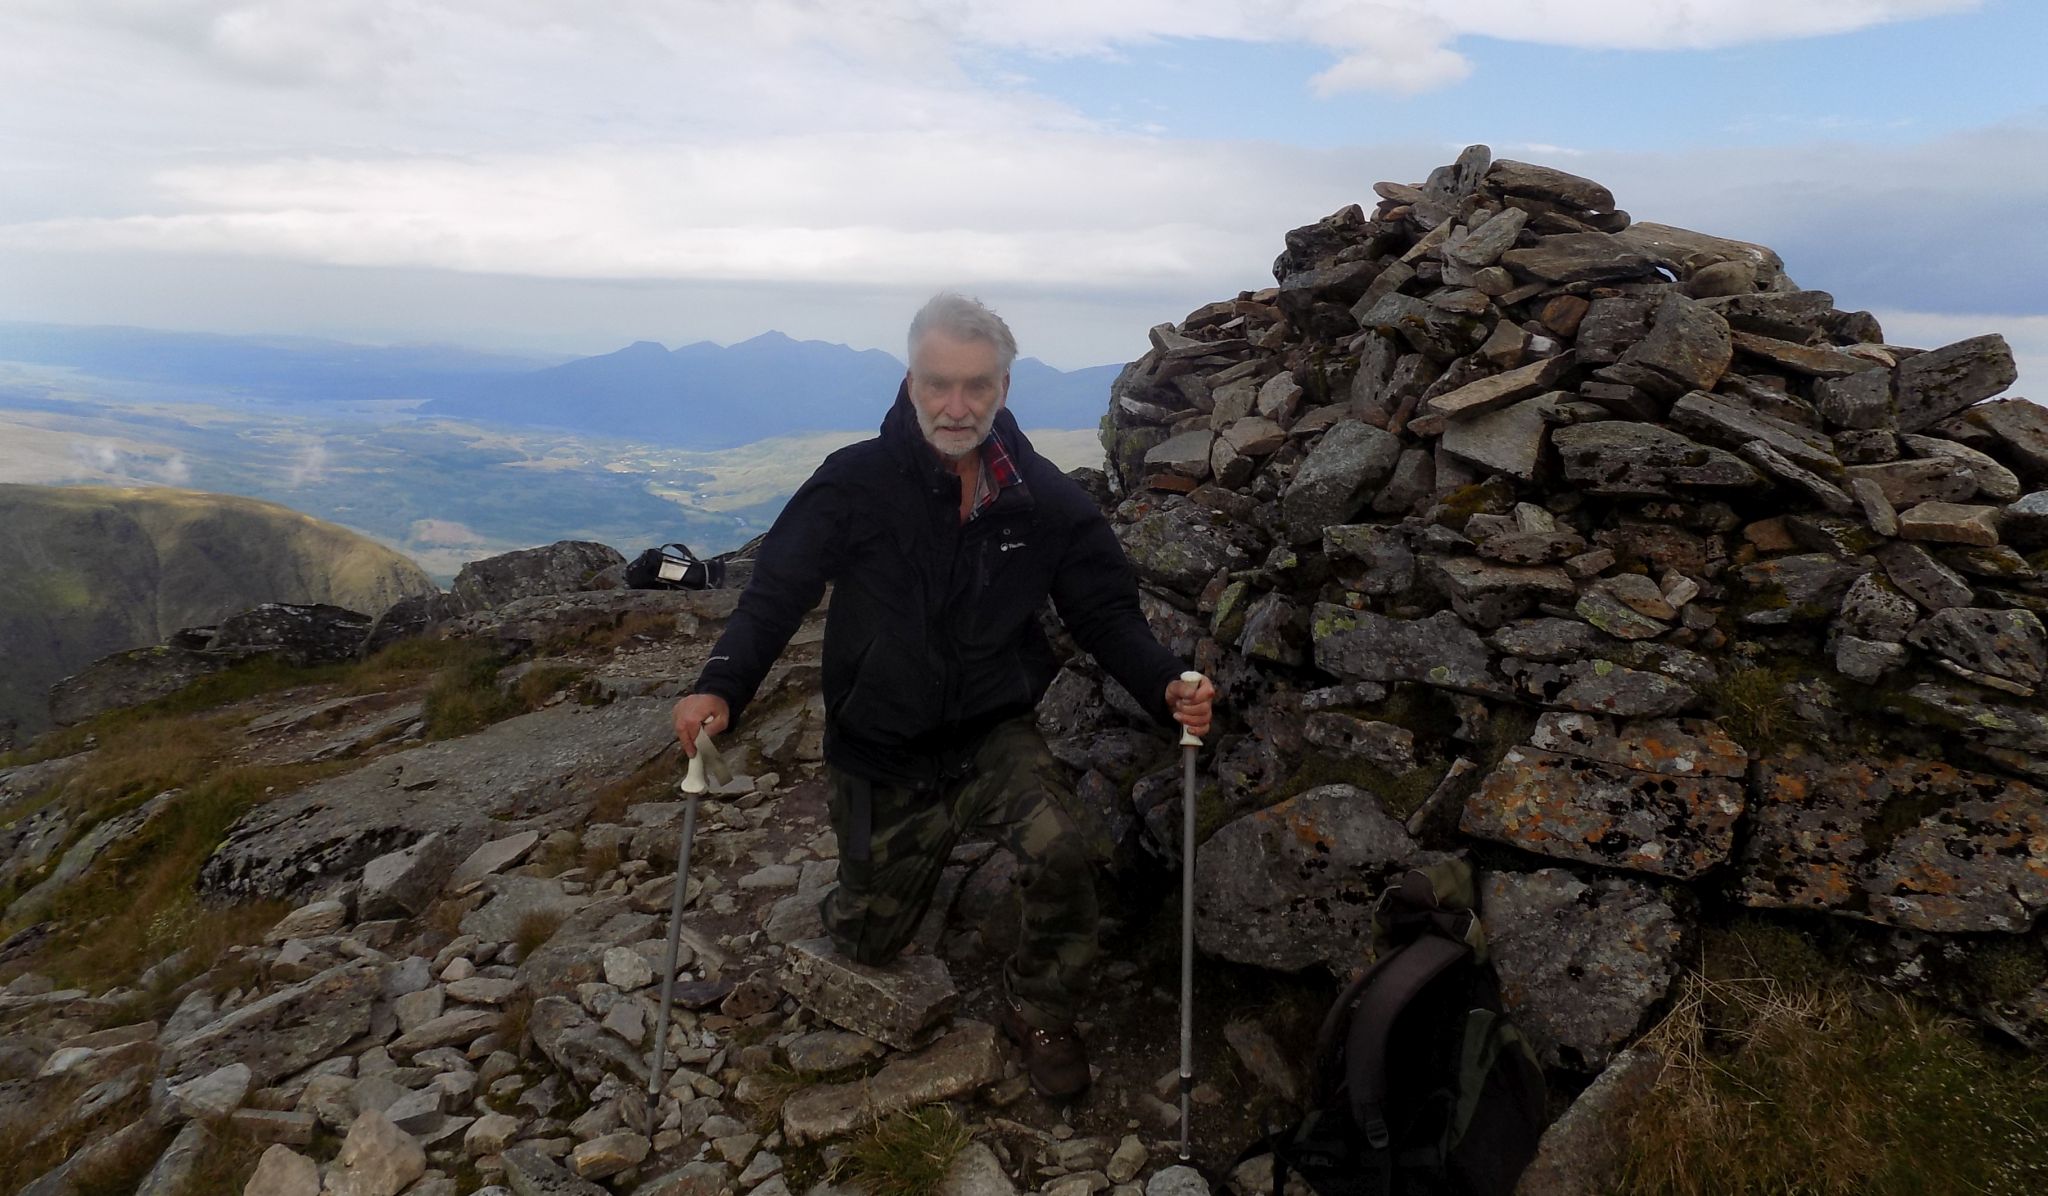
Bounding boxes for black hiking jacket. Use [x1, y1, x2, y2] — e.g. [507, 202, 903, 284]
[691, 382, 1184, 786]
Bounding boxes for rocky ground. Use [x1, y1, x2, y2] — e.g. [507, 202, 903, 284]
[0, 574, 1369, 1196]
[6, 144, 2048, 1196]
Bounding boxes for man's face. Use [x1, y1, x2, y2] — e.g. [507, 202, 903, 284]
[907, 329, 1008, 463]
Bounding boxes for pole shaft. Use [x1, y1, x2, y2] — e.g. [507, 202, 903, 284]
[1179, 742, 1197, 1161]
[645, 791, 700, 1124]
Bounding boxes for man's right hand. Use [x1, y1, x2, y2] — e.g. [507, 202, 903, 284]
[672, 693, 731, 756]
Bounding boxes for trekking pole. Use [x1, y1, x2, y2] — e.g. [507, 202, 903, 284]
[1176, 670, 1204, 1163]
[644, 727, 729, 1140]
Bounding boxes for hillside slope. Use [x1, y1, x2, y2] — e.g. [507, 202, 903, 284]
[0, 484, 436, 736]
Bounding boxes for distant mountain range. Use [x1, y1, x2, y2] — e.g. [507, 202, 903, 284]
[0, 323, 1120, 446]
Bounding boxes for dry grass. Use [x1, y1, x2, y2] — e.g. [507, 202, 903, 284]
[0, 1076, 152, 1195]
[1704, 663, 1800, 754]
[3, 759, 332, 991]
[738, 1063, 821, 1129]
[1617, 924, 2048, 1196]
[539, 608, 679, 653]
[581, 838, 623, 878]
[840, 1105, 974, 1196]
[589, 749, 682, 823]
[513, 909, 568, 958]
[163, 1121, 273, 1196]
[498, 989, 537, 1056]
[422, 648, 522, 739]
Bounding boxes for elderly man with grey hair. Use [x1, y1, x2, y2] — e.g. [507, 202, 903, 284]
[673, 292, 1213, 1098]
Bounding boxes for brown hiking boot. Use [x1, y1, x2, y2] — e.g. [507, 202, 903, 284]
[999, 998, 1091, 1099]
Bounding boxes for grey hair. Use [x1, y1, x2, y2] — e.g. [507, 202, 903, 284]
[907, 291, 1018, 375]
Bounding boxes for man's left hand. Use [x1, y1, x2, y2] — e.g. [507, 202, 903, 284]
[1165, 674, 1216, 739]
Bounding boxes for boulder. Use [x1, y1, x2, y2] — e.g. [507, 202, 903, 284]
[1481, 870, 1684, 1070]
[208, 602, 371, 664]
[1195, 785, 1446, 973]
[1282, 421, 1403, 540]
[451, 541, 626, 614]
[200, 697, 674, 902]
[163, 962, 376, 1086]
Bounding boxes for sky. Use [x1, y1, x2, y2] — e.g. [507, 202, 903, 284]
[1, 0, 2045, 375]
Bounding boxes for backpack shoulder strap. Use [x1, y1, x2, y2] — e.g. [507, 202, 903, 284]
[1345, 933, 1469, 1145]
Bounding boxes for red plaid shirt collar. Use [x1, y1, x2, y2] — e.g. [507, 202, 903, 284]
[970, 428, 1022, 519]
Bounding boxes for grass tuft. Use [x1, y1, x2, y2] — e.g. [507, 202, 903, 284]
[513, 909, 567, 959]
[422, 648, 521, 739]
[1617, 921, 2048, 1196]
[1704, 663, 1799, 754]
[841, 1104, 974, 1196]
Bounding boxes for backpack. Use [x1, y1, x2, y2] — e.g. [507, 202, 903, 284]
[624, 542, 727, 591]
[1249, 859, 1547, 1196]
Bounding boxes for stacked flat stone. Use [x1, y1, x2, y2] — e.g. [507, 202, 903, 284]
[1080, 143, 2046, 1071]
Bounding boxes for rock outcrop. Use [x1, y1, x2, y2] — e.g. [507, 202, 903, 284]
[1071, 143, 2047, 1180]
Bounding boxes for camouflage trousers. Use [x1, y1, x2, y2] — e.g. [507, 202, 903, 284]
[823, 717, 1100, 1029]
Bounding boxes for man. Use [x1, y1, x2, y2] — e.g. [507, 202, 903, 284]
[672, 293, 1214, 1099]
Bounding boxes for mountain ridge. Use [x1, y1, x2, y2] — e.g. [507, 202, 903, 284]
[0, 483, 437, 737]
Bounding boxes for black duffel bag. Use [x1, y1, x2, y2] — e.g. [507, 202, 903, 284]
[624, 542, 727, 591]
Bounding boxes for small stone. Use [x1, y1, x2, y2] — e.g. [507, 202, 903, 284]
[780, 1022, 1004, 1146]
[1106, 1136, 1148, 1185]
[445, 977, 523, 1005]
[230, 1108, 318, 1147]
[452, 832, 542, 887]
[602, 1000, 647, 1046]
[242, 1144, 321, 1196]
[938, 1141, 1017, 1195]
[1145, 1166, 1211, 1196]
[328, 1109, 426, 1196]
[389, 1008, 498, 1056]
[1898, 502, 2002, 546]
[1222, 1020, 1302, 1104]
[265, 900, 346, 943]
[603, 946, 656, 991]
[441, 957, 477, 983]
[393, 986, 446, 1034]
[1301, 712, 1416, 772]
[170, 1060, 253, 1120]
[465, 1113, 520, 1157]
[570, 1131, 650, 1180]
[783, 1029, 886, 1074]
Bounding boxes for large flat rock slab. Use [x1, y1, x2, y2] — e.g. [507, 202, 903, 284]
[1738, 755, 2048, 932]
[780, 938, 957, 1051]
[162, 962, 377, 1086]
[200, 696, 674, 901]
[1461, 747, 1744, 878]
[780, 1022, 1004, 1146]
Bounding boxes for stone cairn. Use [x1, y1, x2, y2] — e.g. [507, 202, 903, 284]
[1085, 144, 2047, 1079]
[8, 146, 2048, 1196]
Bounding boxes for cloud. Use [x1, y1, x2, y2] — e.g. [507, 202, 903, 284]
[0, 1, 2025, 371]
[67, 438, 193, 484]
[285, 438, 327, 486]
